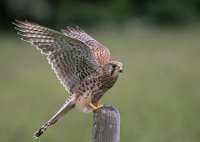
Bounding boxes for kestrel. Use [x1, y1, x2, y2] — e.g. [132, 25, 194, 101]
[13, 20, 123, 138]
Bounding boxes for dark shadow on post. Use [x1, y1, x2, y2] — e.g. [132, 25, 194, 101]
[92, 105, 120, 142]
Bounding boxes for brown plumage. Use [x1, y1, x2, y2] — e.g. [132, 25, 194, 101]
[13, 20, 123, 138]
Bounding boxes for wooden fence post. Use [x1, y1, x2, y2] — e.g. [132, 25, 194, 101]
[92, 105, 120, 142]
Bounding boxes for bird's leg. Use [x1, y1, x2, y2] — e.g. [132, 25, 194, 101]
[89, 103, 104, 110]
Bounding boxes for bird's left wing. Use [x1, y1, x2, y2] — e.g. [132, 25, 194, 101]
[13, 20, 100, 93]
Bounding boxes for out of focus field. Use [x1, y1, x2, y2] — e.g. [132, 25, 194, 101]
[0, 26, 200, 142]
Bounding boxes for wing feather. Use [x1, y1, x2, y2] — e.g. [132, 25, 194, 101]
[13, 20, 99, 93]
[62, 26, 110, 65]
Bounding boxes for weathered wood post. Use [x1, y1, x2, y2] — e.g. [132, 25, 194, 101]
[92, 105, 120, 142]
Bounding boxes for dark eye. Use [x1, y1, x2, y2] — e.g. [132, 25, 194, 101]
[112, 64, 116, 68]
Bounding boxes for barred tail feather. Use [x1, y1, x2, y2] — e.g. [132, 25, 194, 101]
[33, 95, 76, 138]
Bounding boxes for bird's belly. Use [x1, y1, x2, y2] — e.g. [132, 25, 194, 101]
[75, 93, 93, 113]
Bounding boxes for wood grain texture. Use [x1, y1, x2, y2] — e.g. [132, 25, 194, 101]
[92, 106, 120, 142]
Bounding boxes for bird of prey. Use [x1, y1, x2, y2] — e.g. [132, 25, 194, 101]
[13, 20, 123, 138]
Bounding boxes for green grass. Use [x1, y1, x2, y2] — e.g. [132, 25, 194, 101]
[0, 26, 200, 142]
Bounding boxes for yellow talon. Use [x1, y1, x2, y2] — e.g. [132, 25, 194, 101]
[90, 103, 104, 110]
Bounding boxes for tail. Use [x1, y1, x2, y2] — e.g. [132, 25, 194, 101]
[33, 95, 76, 139]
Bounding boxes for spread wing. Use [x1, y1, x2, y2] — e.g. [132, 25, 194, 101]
[62, 26, 110, 65]
[13, 20, 100, 93]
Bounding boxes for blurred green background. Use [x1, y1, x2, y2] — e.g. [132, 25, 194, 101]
[0, 0, 200, 142]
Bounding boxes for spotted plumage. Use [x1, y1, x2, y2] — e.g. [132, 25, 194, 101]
[13, 20, 123, 138]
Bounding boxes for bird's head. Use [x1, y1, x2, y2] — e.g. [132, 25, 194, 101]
[105, 61, 123, 77]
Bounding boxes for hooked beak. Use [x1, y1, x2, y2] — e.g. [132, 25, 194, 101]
[119, 67, 123, 73]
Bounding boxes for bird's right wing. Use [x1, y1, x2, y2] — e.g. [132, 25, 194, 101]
[62, 26, 110, 65]
[13, 20, 100, 93]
